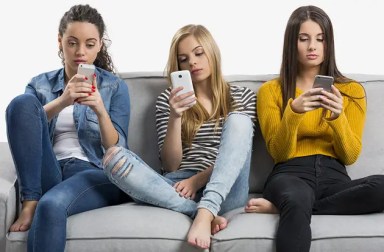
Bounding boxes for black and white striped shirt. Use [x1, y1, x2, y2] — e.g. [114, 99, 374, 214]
[156, 85, 256, 172]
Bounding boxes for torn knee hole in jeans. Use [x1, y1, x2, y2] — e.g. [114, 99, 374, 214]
[103, 147, 123, 168]
[111, 156, 133, 178]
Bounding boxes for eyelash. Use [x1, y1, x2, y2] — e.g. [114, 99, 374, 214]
[67, 42, 95, 48]
[179, 58, 187, 63]
[299, 38, 324, 42]
[178, 52, 204, 63]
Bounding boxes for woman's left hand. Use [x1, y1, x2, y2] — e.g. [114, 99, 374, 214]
[319, 85, 343, 120]
[76, 74, 105, 115]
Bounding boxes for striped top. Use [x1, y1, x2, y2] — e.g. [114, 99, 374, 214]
[156, 85, 256, 172]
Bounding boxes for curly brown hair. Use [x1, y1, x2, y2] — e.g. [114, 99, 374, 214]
[58, 4, 115, 73]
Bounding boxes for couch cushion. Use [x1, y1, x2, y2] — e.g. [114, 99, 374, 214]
[346, 77, 384, 179]
[211, 208, 384, 252]
[6, 203, 206, 252]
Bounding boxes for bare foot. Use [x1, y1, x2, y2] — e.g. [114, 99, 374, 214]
[245, 198, 279, 214]
[211, 216, 227, 235]
[9, 200, 38, 232]
[187, 208, 214, 249]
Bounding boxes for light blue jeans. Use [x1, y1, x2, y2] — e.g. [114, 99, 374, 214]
[103, 112, 253, 218]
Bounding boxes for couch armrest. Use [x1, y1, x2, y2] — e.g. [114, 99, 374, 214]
[0, 142, 17, 252]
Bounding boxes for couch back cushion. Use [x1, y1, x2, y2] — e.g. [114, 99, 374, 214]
[119, 72, 384, 194]
[346, 75, 384, 179]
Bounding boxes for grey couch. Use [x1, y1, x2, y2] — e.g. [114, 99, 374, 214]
[1, 72, 384, 252]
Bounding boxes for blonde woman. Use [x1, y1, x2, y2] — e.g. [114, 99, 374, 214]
[103, 24, 256, 249]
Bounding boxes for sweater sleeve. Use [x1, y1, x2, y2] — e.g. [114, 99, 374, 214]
[257, 81, 305, 163]
[325, 82, 366, 165]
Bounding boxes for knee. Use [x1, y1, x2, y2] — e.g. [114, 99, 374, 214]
[226, 112, 253, 131]
[267, 178, 313, 214]
[366, 175, 384, 194]
[280, 189, 313, 213]
[102, 146, 132, 179]
[225, 111, 253, 127]
[36, 194, 67, 220]
[7, 94, 40, 114]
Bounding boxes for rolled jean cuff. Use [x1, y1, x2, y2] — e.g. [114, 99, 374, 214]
[197, 200, 220, 217]
[20, 194, 41, 202]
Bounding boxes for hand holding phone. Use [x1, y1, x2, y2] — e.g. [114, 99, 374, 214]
[170, 70, 195, 95]
[313, 75, 334, 92]
[170, 70, 196, 107]
[77, 63, 95, 85]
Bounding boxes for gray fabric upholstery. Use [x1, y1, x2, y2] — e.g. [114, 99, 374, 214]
[1, 72, 384, 252]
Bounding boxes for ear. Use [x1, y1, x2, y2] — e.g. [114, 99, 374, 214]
[98, 39, 103, 53]
[58, 34, 63, 50]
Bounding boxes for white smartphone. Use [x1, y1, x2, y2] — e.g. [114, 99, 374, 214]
[170, 70, 195, 96]
[313, 75, 334, 92]
[77, 63, 95, 84]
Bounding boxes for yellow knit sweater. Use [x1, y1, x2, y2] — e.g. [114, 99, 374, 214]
[257, 79, 366, 165]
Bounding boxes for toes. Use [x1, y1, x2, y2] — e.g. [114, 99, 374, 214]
[244, 206, 258, 213]
[19, 225, 27, 232]
[187, 237, 197, 246]
[247, 198, 259, 206]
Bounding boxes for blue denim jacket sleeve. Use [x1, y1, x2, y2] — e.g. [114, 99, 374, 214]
[110, 78, 130, 148]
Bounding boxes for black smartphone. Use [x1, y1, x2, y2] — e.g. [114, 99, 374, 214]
[313, 75, 334, 92]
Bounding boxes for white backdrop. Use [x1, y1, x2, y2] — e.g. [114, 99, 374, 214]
[1, 0, 383, 142]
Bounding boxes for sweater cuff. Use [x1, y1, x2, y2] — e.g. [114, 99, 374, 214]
[284, 98, 305, 122]
[324, 111, 347, 132]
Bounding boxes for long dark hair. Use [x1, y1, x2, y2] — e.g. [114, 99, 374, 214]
[58, 4, 115, 73]
[280, 5, 351, 109]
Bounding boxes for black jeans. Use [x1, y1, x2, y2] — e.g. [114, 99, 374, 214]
[263, 155, 384, 252]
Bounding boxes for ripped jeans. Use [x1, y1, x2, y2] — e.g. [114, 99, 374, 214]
[103, 112, 254, 218]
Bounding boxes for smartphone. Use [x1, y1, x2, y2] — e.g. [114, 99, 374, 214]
[313, 75, 334, 92]
[77, 63, 95, 84]
[170, 70, 195, 96]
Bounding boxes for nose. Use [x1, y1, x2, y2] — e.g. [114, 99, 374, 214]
[308, 40, 316, 51]
[76, 44, 86, 56]
[188, 56, 197, 66]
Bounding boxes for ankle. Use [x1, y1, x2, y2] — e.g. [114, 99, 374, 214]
[21, 200, 38, 211]
[196, 208, 215, 222]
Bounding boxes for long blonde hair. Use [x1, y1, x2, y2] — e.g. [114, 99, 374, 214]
[165, 24, 232, 146]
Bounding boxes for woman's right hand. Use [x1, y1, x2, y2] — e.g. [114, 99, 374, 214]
[60, 74, 93, 107]
[291, 88, 324, 113]
[169, 87, 196, 118]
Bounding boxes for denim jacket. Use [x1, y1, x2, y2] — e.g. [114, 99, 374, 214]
[25, 67, 130, 168]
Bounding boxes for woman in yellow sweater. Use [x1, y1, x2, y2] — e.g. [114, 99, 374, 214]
[245, 5, 384, 252]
